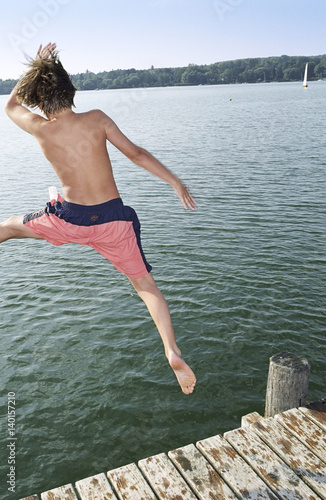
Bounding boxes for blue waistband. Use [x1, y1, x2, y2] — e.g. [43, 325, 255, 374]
[61, 197, 123, 213]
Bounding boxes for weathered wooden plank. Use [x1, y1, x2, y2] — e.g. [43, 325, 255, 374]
[168, 443, 236, 499]
[299, 406, 326, 432]
[252, 417, 326, 499]
[107, 462, 156, 500]
[76, 472, 117, 499]
[196, 434, 278, 499]
[40, 484, 78, 500]
[276, 408, 326, 464]
[241, 411, 263, 428]
[19, 496, 39, 500]
[138, 452, 197, 500]
[224, 426, 319, 499]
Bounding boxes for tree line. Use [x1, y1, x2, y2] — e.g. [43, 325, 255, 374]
[1, 54, 325, 95]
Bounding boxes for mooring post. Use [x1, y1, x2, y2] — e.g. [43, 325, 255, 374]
[264, 352, 310, 418]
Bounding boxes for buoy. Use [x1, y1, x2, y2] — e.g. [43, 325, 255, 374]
[229, 98, 232, 101]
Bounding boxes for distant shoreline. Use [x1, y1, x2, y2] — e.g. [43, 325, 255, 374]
[1, 54, 325, 95]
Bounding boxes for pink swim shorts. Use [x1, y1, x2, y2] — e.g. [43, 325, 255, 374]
[23, 195, 152, 279]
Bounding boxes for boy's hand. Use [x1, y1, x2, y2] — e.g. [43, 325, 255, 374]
[173, 180, 197, 210]
[36, 43, 57, 59]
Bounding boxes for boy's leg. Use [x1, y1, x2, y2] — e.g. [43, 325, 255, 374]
[128, 272, 196, 395]
[0, 216, 44, 243]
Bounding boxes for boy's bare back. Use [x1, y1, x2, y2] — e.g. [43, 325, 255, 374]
[33, 109, 121, 205]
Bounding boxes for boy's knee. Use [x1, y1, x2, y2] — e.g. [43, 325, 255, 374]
[0, 216, 23, 239]
[129, 272, 156, 291]
[129, 273, 165, 301]
[3, 216, 18, 225]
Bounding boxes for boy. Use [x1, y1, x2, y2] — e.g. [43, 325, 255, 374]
[2, 43, 196, 394]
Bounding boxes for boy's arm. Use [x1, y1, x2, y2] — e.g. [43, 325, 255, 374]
[104, 115, 196, 210]
[5, 85, 46, 135]
[5, 43, 56, 135]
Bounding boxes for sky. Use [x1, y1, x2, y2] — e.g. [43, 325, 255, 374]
[0, 0, 325, 80]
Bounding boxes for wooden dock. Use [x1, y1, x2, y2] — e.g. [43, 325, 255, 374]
[20, 402, 326, 500]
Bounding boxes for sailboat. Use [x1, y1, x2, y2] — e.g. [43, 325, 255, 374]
[303, 63, 308, 87]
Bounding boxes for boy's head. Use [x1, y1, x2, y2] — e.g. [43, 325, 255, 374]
[16, 51, 77, 116]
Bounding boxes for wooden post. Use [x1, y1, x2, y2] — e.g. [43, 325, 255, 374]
[265, 352, 310, 418]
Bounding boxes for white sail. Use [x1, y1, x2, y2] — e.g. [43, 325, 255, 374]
[303, 63, 308, 87]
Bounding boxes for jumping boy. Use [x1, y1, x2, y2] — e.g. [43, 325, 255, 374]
[2, 43, 196, 394]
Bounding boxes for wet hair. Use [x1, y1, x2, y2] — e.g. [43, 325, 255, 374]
[16, 50, 77, 116]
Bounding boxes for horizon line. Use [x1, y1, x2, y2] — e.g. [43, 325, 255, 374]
[1, 53, 325, 82]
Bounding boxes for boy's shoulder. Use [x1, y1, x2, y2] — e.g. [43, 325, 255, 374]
[85, 108, 107, 118]
[81, 108, 111, 124]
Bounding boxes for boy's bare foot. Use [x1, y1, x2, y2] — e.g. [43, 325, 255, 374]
[168, 352, 196, 395]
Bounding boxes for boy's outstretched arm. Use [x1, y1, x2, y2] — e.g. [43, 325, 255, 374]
[104, 115, 196, 210]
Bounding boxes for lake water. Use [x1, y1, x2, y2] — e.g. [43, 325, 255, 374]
[0, 82, 325, 499]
